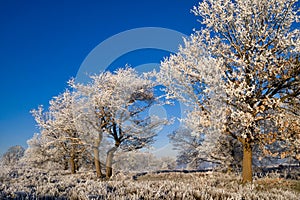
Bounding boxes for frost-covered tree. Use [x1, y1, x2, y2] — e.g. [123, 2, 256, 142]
[273, 96, 300, 161]
[70, 79, 110, 177]
[31, 90, 85, 174]
[1, 145, 25, 166]
[169, 127, 242, 171]
[169, 127, 204, 169]
[73, 68, 165, 178]
[24, 133, 69, 170]
[24, 133, 54, 167]
[159, 0, 299, 182]
[159, 156, 177, 170]
[114, 151, 175, 172]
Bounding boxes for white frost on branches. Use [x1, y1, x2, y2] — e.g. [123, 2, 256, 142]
[159, 0, 300, 170]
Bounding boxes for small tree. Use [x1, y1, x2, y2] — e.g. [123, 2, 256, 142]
[169, 127, 204, 169]
[1, 145, 25, 166]
[114, 151, 175, 172]
[73, 68, 165, 178]
[169, 126, 243, 171]
[31, 90, 85, 174]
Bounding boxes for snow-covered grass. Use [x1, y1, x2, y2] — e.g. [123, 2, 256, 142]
[0, 167, 299, 200]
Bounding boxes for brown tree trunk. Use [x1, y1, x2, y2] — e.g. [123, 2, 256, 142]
[94, 147, 102, 177]
[93, 133, 103, 178]
[106, 146, 118, 178]
[70, 153, 76, 174]
[242, 139, 252, 183]
[69, 132, 78, 174]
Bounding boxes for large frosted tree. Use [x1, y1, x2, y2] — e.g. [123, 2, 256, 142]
[159, 0, 299, 182]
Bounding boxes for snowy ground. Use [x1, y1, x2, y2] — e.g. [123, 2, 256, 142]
[1, 168, 300, 200]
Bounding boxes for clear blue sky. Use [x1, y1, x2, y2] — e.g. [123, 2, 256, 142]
[0, 0, 201, 155]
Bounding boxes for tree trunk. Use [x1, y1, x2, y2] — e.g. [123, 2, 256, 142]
[70, 153, 76, 174]
[106, 146, 118, 178]
[93, 133, 103, 178]
[94, 148, 102, 177]
[242, 139, 253, 183]
[70, 132, 78, 174]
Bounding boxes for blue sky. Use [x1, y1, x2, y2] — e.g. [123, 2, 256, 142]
[0, 0, 201, 155]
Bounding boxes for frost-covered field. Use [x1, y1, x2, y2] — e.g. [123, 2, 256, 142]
[1, 168, 299, 200]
